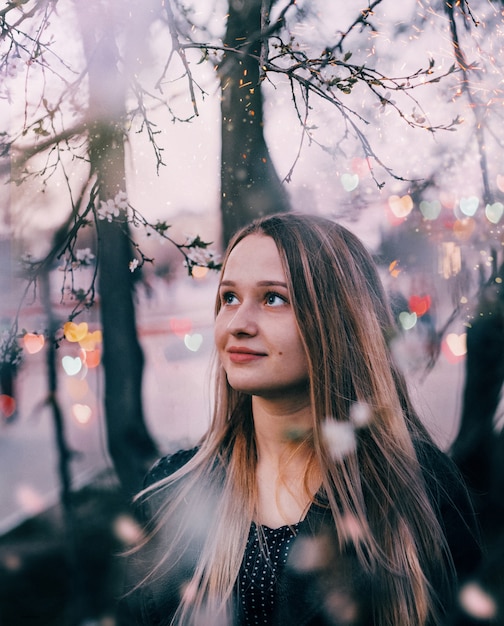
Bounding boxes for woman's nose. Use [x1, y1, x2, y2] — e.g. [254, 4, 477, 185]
[226, 302, 258, 336]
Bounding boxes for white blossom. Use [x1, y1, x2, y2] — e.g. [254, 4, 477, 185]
[322, 418, 357, 461]
[114, 190, 129, 210]
[75, 248, 95, 264]
[129, 259, 139, 272]
[185, 247, 218, 267]
[96, 191, 128, 221]
[97, 199, 120, 222]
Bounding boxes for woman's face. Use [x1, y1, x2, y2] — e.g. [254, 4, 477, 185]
[214, 234, 309, 400]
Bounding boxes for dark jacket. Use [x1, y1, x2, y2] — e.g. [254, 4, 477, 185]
[121, 444, 481, 625]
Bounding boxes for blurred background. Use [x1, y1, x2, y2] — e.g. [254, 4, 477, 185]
[0, 0, 503, 624]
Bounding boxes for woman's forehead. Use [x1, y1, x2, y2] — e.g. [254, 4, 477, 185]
[221, 235, 285, 282]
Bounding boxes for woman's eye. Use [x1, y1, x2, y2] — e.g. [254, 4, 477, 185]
[222, 292, 238, 305]
[265, 292, 286, 307]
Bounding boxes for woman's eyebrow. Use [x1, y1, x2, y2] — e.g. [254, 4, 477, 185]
[257, 281, 288, 288]
[219, 280, 288, 288]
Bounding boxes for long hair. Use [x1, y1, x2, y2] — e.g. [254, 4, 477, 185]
[138, 213, 452, 625]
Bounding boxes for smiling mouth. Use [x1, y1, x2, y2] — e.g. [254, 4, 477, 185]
[227, 348, 266, 363]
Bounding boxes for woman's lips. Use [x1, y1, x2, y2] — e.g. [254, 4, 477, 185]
[227, 348, 266, 363]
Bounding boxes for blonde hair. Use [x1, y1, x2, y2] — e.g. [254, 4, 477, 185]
[138, 213, 452, 625]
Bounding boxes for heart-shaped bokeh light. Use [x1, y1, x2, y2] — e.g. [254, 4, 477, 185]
[340, 173, 359, 192]
[389, 194, 413, 219]
[72, 403, 92, 425]
[78, 330, 102, 351]
[192, 266, 209, 279]
[485, 202, 503, 225]
[81, 348, 101, 369]
[459, 196, 479, 217]
[446, 332, 467, 356]
[170, 318, 192, 338]
[399, 311, 417, 330]
[496, 174, 504, 194]
[184, 333, 203, 352]
[453, 218, 475, 241]
[62, 355, 83, 376]
[64, 322, 89, 343]
[351, 157, 369, 177]
[442, 333, 467, 363]
[389, 260, 401, 278]
[0, 394, 16, 419]
[408, 295, 431, 317]
[23, 333, 45, 354]
[419, 200, 441, 221]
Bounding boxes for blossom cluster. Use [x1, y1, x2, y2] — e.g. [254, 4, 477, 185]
[97, 191, 128, 222]
[182, 234, 220, 274]
[75, 248, 95, 266]
[184, 246, 219, 269]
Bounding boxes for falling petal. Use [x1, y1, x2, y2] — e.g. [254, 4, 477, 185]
[322, 419, 357, 461]
[459, 582, 497, 620]
[113, 514, 143, 545]
[350, 402, 372, 428]
[288, 535, 330, 572]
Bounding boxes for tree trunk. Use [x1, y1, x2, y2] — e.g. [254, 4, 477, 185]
[451, 266, 504, 498]
[450, 265, 504, 622]
[219, 0, 290, 247]
[77, 1, 158, 498]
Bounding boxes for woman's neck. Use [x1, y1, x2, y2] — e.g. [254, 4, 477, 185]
[251, 395, 321, 528]
[251, 395, 312, 457]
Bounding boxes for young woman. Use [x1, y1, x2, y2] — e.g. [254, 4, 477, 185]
[123, 213, 481, 626]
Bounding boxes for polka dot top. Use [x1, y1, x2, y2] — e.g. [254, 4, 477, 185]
[239, 521, 301, 625]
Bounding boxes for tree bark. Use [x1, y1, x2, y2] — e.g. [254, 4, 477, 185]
[77, 1, 158, 498]
[219, 0, 290, 247]
[450, 264, 504, 618]
[451, 265, 504, 503]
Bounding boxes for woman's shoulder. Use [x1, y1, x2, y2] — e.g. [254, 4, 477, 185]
[415, 439, 482, 578]
[414, 438, 470, 511]
[415, 439, 466, 494]
[144, 446, 200, 489]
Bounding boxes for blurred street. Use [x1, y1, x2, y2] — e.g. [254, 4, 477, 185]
[0, 272, 468, 536]
[0, 274, 218, 535]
